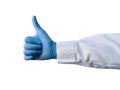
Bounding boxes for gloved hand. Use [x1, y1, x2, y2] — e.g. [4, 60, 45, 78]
[24, 16, 56, 60]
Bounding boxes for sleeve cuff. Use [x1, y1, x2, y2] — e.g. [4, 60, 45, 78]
[57, 41, 78, 64]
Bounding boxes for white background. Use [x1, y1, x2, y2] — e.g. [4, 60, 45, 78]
[0, 0, 120, 90]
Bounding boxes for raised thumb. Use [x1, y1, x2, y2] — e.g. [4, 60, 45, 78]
[32, 16, 51, 41]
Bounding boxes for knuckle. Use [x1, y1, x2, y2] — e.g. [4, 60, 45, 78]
[24, 36, 33, 42]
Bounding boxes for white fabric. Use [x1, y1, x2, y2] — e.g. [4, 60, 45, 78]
[57, 34, 120, 69]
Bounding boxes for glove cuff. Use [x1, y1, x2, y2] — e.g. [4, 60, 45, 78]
[52, 42, 57, 59]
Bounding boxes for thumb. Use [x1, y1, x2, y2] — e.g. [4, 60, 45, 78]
[32, 16, 51, 41]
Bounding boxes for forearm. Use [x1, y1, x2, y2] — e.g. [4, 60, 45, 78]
[56, 34, 120, 69]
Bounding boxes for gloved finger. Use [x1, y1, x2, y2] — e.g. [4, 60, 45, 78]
[24, 56, 33, 60]
[25, 36, 42, 45]
[32, 16, 52, 42]
[24, 55, 39, 60]
[32, 16, 42, 29]
[24, 50, 42, 56]
[24, 43, 42, 50]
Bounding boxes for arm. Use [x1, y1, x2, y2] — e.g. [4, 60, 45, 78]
[57, 34, 120, 69]
[24, 16, 120, 69]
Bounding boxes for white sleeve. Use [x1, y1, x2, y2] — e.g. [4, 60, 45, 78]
[57, 34, 120, 69]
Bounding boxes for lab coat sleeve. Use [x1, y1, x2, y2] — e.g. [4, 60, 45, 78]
[57, 34, 120, 69]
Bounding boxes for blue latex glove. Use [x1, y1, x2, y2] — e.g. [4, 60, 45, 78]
[24, 16, 56, 60]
